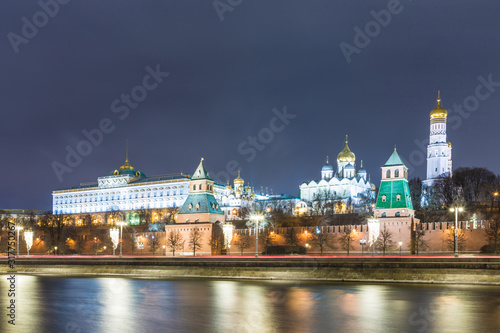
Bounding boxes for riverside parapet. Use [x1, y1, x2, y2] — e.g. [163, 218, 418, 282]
[4, 257, 500, 285]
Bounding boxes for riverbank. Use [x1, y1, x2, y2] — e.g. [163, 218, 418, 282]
[4, 257, 500, 285]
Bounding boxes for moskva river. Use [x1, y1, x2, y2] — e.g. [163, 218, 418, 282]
[1, 275, 500, 332]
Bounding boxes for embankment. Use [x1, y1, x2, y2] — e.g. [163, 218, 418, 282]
[4, 257, 500, 285]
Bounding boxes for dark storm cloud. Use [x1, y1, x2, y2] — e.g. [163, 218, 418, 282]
[1, 0, 500, 210]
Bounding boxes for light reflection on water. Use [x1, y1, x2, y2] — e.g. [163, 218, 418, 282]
[1, 275, 499, 333]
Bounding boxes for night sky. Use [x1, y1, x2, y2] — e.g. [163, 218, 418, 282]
[2, 0, 500, 211]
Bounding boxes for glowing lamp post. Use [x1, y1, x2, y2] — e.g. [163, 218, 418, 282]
[25, 230, 34, 257]
[450, 207, 464, 257]
[398, 241, 402, 256]
[110, 228, 119, 256]
[15, 226, 23, 258]
[222, 223, 235, 256]
[368, 218, 380, 257]
[250, 213, 264, 258]
[117, 222, 126, 258]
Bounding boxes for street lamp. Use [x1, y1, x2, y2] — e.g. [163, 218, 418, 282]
[54, 246, 58, 256]
[163, 245, 166, 256]
[222, 223, 235, 256]
[25, 230, 33, 256]
[399, 241, 402, 256]
[249, 213, 264, 258]
[110, 228, 119, 256]
[305, 243, 309, 255]
[15, 226, 23, 258]
[450, 207, 464, 257]
[493, 192, 499, 212]
[360, 239, 367, 256]
[117, 222, 126, 258]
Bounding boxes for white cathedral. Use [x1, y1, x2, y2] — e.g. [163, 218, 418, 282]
[422, 92, 453, 205]
[299, 137, 376, 212]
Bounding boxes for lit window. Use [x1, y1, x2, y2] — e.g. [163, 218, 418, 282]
[396, 194, 401, 201]
[382, 195, 386, 202]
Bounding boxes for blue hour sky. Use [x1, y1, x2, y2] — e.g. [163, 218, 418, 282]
[1, 0, 500, 210]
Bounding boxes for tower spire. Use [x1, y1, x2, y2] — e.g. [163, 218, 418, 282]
[125, 139, 129, 163]
[437, 90, 441, 106]
[326, 156, 329, 164]
[345, 134, 348, 143]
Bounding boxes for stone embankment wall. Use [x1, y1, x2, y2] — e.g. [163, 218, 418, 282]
[7, 257, 500, 285]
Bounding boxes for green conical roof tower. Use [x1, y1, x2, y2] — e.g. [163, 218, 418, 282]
[374, 148, 414, 218]
[177, 158, 223, 223]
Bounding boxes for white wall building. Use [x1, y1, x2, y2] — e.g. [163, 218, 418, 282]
[52, 157, 228, 215]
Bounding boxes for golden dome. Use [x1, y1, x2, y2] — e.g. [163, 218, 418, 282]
[337, 136, 355, 163]
[234, 170, 244, 185]
[225, 180, 232, 190]
[119, 158, 134, 170]
[430, 91, 447, 118]
[235, 190, 241, 195]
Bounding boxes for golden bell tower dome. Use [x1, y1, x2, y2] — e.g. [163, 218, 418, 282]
[430, 91, 448, 118]
[337, 135, 356, 163]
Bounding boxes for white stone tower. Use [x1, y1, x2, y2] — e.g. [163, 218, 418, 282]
[422, 92, 452, 205]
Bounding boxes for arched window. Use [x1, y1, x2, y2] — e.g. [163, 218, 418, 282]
[395, 169, 399, 178]
[382, 212, 386, 218]
[395, 211, 401, 217]
[382, 195, 387, 202]
[199, 184, 202, 190]
[396, 194, 401, 201]
[386, 170, 391, 178]
[193, 185, 196, 191]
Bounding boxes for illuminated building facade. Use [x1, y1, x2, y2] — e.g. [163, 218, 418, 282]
[299, 137, 376, 212]
[422, 92, 453, 206]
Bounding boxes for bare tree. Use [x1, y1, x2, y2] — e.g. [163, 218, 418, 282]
[485, 217, 500, 254]
[39, 212, 72, 253]
[376, 224, 395, 255]
[446, 228, 467, 251]
[162, 207, 179, 225]
[338, 227, 356, 256]
[166, 230, 183, 256]
[310, 228, 335, 255]
[414, 228, 429, 255]
[189, 227, 203, 256]
[208, 224, 225, 255]
[149, 236, 160, 256]
[127, 232, 138, 255]
[234, 233, 252, 255]
[260, 228, 277, 255]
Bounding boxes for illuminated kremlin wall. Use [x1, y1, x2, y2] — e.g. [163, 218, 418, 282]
[16, 221, 490, 256]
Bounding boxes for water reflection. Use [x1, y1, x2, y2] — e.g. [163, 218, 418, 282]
[1, 276, 500, 333]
